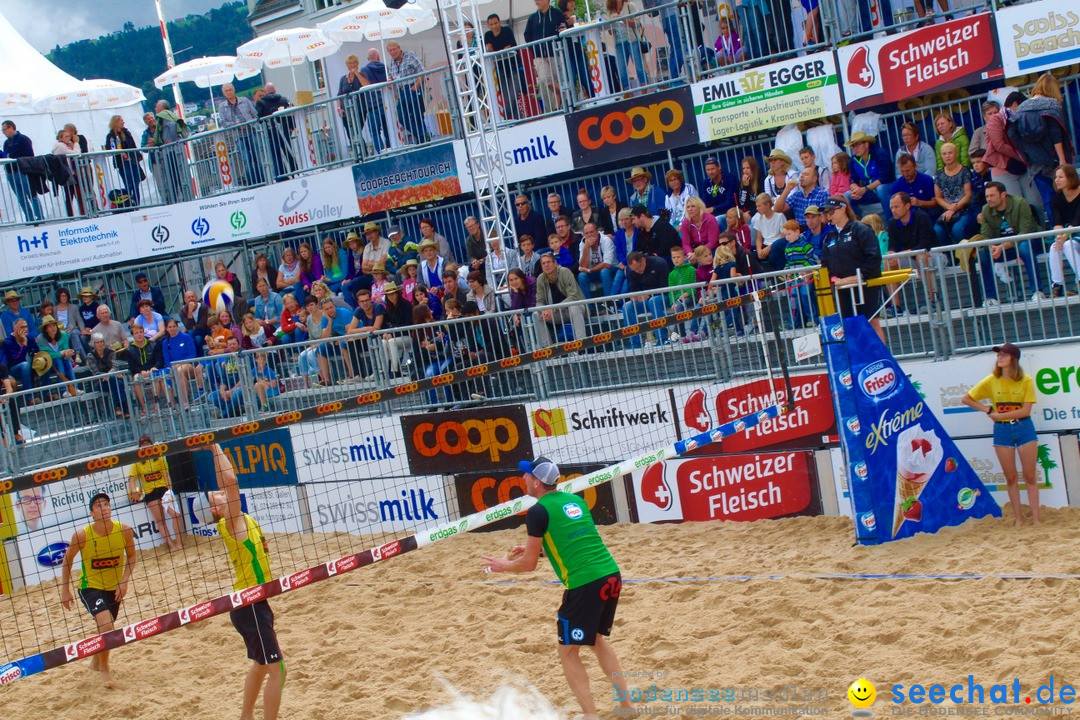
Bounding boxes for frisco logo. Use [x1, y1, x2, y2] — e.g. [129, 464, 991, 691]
[854, 462, 868, 480]
[733, 420, 746, 432]
[858, 361, 898, 398]
[0, 663, 22, 685]
[846, 417, 861, 435]
[860, 511, 877, 531]
[756, 410, 770, 423]
[830, 324, 845, 341]
[838, 370, 853, 388]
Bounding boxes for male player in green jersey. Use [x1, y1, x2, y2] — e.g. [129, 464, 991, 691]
[60, 492, 137, 688]
[483, 456, 636, 720]
[202, 443, 283, 720]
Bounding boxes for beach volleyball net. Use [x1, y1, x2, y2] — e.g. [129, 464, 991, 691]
[0, 288, 791, 684]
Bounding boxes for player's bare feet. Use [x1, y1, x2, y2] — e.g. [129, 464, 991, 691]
[89, 655, 100, 671]
[101, 669, 114, 689]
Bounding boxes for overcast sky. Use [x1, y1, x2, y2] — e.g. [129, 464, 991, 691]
[5, 0, 227, 53]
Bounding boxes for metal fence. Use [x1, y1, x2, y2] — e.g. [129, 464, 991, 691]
[4, 217, 1080, 477]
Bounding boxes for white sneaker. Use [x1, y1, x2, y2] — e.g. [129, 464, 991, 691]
[982, 298, 999, 308]
[993, 264, 1013, 284]
[644, 338, 659, 348]
[1030, 291, 1045, 302]
[668, 331, 680, 344]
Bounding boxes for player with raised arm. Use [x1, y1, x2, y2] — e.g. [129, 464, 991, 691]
[200, 442, 283, 720]
[60, 492, 136, 688]
[482, 457, 636, 720]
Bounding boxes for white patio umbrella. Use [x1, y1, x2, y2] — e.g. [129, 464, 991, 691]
[154, 56, 262, 115]
[236, 27, 341, 97]
[32, 79, 146, 144]
[0, 90, 31, 111]
[317, 0, 438, 43]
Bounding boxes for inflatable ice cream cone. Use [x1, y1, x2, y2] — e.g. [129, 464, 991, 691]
[893, 425, 943, 536]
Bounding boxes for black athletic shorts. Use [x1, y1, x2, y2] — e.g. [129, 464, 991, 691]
[79, 588, 120, 620]
[143, 487, 168, 503]
[230, 601, 282, 666]
[556, 572, 621, 646]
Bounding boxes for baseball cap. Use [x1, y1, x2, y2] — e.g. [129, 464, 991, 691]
[803, 205, 822, 216]
[518, 456, 560, 485]
[992, 342, 1021, 360]
[703, 156, 719, 167]
[88, 492, 110, 512]
[820, 197, 846, 211]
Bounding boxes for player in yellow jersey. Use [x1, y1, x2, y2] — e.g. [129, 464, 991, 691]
[128, 434, 183, 551]
[59, 492, 136, 688]
[201, 443, 283, 720]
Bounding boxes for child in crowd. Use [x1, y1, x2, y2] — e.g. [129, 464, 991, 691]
[709, 233, 745, 334]
[667, 246, 700, 343]
[547, 233, 575, 269]
[861, 213, 889, 269]
[371, 263, 390, 304]
[780, 220, 818, 328]
[251, 351, 280, 411]
[401, 259, 419, 299]
[830, 153, 851, 197]
[970, 149, 990, 207]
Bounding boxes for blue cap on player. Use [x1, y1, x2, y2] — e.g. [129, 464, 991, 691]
[518, 456, 560, 485]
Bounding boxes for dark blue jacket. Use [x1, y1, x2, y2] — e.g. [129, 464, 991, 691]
[160, 331, 196, 366]
[2, 132, 34, 160]
[129, 286, 167, 321]
[2, 335, 38, 367]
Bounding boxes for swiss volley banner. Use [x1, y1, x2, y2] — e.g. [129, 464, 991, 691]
[822, 314, 1000, 544]
[353, 142, 462, 215]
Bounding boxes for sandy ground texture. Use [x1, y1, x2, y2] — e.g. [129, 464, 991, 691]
[2, 507, 1080, 719]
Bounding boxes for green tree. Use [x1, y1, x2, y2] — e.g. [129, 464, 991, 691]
[1036, 443, 1057, 487]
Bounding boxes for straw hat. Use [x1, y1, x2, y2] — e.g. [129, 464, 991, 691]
[844, 131, 876, 147]
[344, 231, 362, 245]
[78, 286, 97, 299]
[418, 239, 439, 251]
[765, 148, 792, 164]
[626, 167, 652, 183]
[383, 281, 400, 294]
[38, 315, 58, 330]
[31, 351, 52, 377]
[2, 290, 21, 302]
[372, 262, 387, 273]
[404, 259, 419, 267]
[362, 221, 381, 233]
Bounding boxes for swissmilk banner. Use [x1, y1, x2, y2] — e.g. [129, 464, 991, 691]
[822, 314, 1001, 544]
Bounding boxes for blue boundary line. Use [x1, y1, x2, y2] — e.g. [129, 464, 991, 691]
[482, 572, 1080, 585]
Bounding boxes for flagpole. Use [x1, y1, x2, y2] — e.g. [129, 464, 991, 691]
[154, 0, 186, 117]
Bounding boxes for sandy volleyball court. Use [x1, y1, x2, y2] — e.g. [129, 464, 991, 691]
[2, 508, 1078, 719]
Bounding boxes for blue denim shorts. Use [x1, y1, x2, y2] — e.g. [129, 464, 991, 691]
[993, 417, 1037, 447]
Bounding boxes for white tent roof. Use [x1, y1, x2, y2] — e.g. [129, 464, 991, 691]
[0, 9, 86, 102]
[0, 8, 146, 151]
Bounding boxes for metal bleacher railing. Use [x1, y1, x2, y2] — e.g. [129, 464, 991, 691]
[3, 217, 1080, 477]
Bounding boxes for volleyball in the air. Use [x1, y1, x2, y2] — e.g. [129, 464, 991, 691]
[202, 279, 234, 313]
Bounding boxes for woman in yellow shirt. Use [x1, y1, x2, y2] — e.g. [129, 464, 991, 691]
[961, 343, 1040, 526]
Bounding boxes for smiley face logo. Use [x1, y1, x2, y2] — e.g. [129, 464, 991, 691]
[848, 678, 876, 709]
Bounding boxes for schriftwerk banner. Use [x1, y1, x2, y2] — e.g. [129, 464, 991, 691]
[822, 314, 1001, 544]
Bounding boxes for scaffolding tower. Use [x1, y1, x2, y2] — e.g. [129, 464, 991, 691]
[438, 0, 518, 295]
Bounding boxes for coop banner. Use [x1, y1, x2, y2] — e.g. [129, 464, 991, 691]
[823, 315, 1000, 544]
[353, 142, 462, 215]
[836, 14, 1003, 110]
[691, 52, 842, 142]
